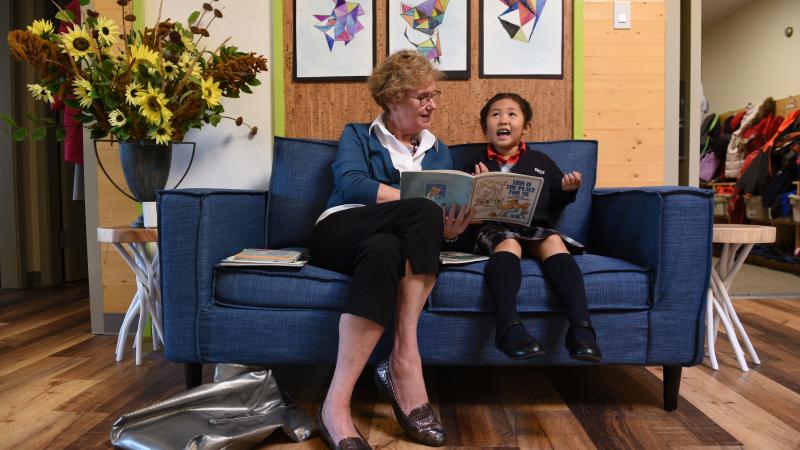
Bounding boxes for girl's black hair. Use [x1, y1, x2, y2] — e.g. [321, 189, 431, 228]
[479, 93, 533, 134]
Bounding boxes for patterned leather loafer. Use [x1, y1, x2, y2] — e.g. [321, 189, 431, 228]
[316, 409, 372, 450]
[374, 357, 446, 447]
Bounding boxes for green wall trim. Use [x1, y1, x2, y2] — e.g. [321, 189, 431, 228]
[272, 2, 285, 137]
[572, 0, 584, 139]
[132, 0, 143, 32]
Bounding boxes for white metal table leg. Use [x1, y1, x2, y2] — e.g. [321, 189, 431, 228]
[135, 277, 146, 365]
[116, 290, 141, 362]
[712, 260, 761, 366]
[706, 289, 719, 370]
[709, 267, 749, 371]
[113, 242, 165, 365]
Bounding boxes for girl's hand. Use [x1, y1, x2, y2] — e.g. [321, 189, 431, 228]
[561, 171, 582, 192]
[443, 203, 474, 240]
[473, 162, 490, 175]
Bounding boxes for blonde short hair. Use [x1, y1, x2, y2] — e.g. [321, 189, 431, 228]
[368, 50, 442, 110]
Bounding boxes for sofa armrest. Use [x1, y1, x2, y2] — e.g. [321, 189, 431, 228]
[157, 189, 268, 363]
[590, 186, 713, 366]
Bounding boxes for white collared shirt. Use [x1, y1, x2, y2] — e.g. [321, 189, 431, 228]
[369, 114, 436, 173]
[315, 117, 437, 225]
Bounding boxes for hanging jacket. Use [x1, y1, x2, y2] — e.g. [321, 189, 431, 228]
[724, 106, 758, 178]
[724, 98, 777, 178]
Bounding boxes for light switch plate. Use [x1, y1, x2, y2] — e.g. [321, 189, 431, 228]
[614, 0, 631, 29]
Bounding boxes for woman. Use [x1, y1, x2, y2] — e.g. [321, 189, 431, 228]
[309, 50, 470, 449]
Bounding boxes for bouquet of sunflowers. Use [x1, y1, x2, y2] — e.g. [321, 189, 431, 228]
[4, 0, 267, 145]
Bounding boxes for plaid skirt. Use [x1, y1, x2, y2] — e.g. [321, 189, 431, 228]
[472, 223, 585, 256]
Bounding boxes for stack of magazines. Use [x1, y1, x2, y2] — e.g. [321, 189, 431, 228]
[220, 249, 307, 267]
[439, 251, 489, 265]
[220, 249, 487, 268]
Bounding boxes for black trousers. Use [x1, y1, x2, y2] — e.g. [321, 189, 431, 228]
[309, 198, 443, 329]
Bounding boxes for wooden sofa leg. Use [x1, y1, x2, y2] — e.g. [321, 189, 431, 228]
[185, 363, 203, 390]
[663, 365, 682, 411]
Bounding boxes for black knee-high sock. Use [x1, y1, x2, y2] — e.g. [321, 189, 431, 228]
[541, 253, 591, 327]
[484, 251, 522, 329]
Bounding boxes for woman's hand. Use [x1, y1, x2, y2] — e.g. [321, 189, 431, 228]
[442, 203, 474, 241]
[376, 184, 401, 203]
[473, 162, 490, 175]
[561, 171, 582, 192]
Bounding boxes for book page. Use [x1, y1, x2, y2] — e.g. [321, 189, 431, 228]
[400, 170, 475, 208]
[470, 173, 544, 226]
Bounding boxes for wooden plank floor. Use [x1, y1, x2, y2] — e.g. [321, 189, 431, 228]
[1, 282, 799, 449]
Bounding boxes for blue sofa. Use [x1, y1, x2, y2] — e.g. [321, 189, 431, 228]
[158, 137, 713, 411]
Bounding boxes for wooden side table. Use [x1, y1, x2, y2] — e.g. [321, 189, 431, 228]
[706, 224, 776, 371]
[97, 226, 163, 365]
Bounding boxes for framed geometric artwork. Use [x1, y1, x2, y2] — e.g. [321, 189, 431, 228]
[480, 0, 563, 78]
[386, 0, 470, 80]
[293, 0, 376, 81]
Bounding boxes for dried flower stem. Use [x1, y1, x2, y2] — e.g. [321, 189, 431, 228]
[120, 1, 129, 55]
[221, 115, 253, 129]
[49, 0, 77, 27]
[153, 0, 164, 52]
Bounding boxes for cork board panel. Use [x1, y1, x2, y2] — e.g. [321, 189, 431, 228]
[283, 0, 573, 144]
[583, 0, 665, 187]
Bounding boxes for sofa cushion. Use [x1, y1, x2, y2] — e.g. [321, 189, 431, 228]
[267, 137, 337, 249]
[450, 140, 597, 245]
[213, 253, 651, 314]
[213, 263, 349, 311]
[430, 254, 652, 313]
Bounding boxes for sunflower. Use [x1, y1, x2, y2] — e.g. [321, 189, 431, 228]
[161, 60, 179, 81]
[179, 52, 201, 78]
[137, 83, 172, 125]
[61, 25, 93, 60]
[72, 78, 94, 108]
[27, 83, 54, 104]
[95, 17, 120, 46]
[125, 81, 142, 106]
[27, 19, 53, 37]
[149, 122, 174, 145]
[181, 35, 196, 52]
[201, 77, 222, 107]
[128, 44, 158, 66]
[108, 109, 126, 127]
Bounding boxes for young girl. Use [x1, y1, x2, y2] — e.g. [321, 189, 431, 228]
[448, 93, 602, 362]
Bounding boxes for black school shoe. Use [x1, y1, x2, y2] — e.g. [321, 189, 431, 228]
[316, 409, 372, 450]
[495, 320, 546, 360]
[565, 321, 603, 363]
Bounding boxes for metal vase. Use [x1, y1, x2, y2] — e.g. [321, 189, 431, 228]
[119, 140, 173, 203]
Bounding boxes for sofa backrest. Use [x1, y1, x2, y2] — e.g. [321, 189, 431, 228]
[268, 137, 598, 248]
[450, 140, 597, 245]
[267, 137, 338, 249]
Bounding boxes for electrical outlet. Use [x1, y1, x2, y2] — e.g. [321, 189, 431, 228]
[614, 0, 631, 29]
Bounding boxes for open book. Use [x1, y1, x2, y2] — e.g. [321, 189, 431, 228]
[400, 170, 544, 227]
[220, 249, 307, 267]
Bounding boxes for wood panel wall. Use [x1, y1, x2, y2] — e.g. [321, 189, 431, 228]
[94, 0, 139, 314]
[583, 0, 665, 187]
[283, 0, 574, 143]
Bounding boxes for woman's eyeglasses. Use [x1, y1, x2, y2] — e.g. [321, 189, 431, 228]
[411, 90, 441, 106]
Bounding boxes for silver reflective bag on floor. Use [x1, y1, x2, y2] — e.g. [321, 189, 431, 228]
[110, 364, 317, 450]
